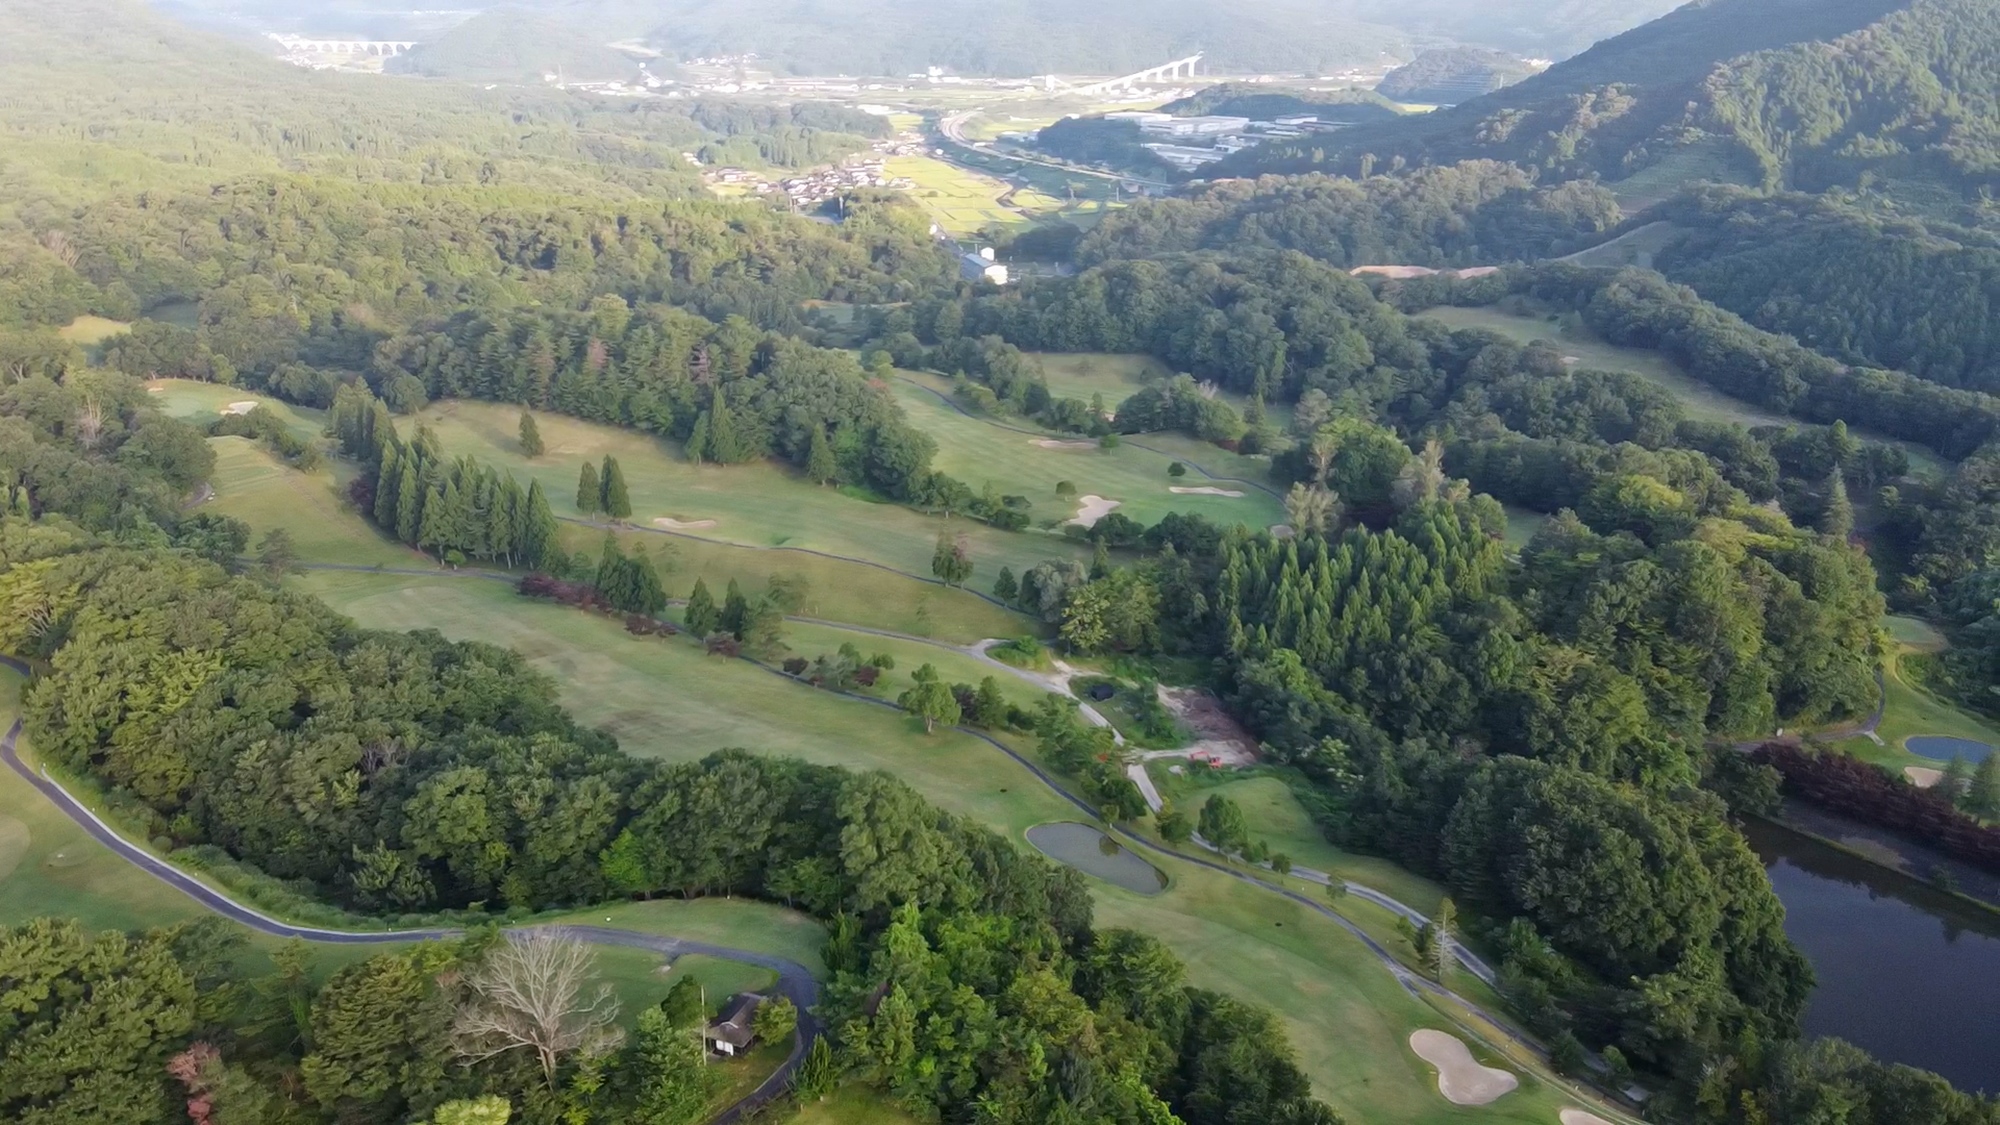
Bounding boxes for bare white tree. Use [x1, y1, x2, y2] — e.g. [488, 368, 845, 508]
[451, 928, 624, 1086]
[1283, 482, 1340, 538]
[75, 400, 104, 450]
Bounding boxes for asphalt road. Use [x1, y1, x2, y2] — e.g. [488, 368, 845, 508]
[0, 660, 816, 1124]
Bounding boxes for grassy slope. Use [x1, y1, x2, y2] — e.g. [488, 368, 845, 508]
[890, 374, 1286, 530]
[406, 399, 1086, 581]
[150, 379, 330, 444]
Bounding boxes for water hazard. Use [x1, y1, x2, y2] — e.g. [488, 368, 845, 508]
[1743, 818, 2000, 1093]
[1025, 822, 1166, 894]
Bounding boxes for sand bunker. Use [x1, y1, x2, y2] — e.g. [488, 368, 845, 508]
[1067, 495, 1121, 528]
[1269, 524, 1295, 539]
[1409, 1030, 1518, 1106]
[221, 400, 262, 415]
[1169, 486, 1246, 498]
[0, 815, 29, 881]
[1560, 1111, 1615, 1125]
[1906, 766, 1944, 788]
[1350, 265, 1502, 280]
[1034, 438, 1098, 451]
[653, 517, 719, 531]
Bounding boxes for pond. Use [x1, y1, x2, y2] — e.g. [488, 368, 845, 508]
[1744, 818, 2000, 1093]
[1906, 735, 1995, 763]
[1025, 822, 1166, 895]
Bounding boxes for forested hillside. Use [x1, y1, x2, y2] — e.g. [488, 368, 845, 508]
[387, 8, 648, 84]
[1219, 0, 2000, 209]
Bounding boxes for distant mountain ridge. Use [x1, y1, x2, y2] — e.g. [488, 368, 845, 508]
[1216, 0, 2000, 207]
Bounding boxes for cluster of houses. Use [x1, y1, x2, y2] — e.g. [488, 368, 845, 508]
[1102, 110, 1348, 171]
[701, 151, 919, 209]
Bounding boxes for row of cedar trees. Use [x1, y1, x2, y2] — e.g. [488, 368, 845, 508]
[329, 384, 562, 570]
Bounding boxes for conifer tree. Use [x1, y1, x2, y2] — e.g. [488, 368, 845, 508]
[686, 413, 710, 466]
[601, 456, 632, 520]
[1968, 755, 2000, 821]
[805, 425, 837, 485]
[1940, 755, 1973, 804]
[720, 578, 750, 638]
[373, 443, 403, 530]
[993, 565, 1018, 603]
[518, 411, 544, 458]
[705, 386, 740, 464]
[419, 485, 449, 554]
[395, 462, 422, 544]
[521, 479, 559, 571]
[684, 576, 719, 636]
[1820, 470, 1854, 541]
[1425, 898, 1457, 981]
[1090, 538, 1111, 580]
[576, 461, 601, 515]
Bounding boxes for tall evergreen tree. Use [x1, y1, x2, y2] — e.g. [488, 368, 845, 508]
[521, 479, 559, 571]
[373, 443, 403, 530]
[720, 578, 750, 638]
[993, 565, 1018, 603]
[805, 425, 837, 485]
[705, 386, 740, 464]
[684, 576, 719, 636]
[519, 411, 544, 458]
[576, 461, 601, 515]
[1821, 470, 1854, 541]
[601, 456, 632, 520]
[1968, 755, 2000, 821]
[395, 462, 422, 544]
[686, 413, 710, 467]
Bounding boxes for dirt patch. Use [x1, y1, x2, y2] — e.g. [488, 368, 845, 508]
[1033, 438, 1097, 450]
[1409, 1030, 1518, 1106]
[653, 517, 719, 531]
[0, 815, 29, 880]
[1837, 835, 1910, 871]
[1155, 687, 1258, 766]
[222, 400, 262, 415]
[1560, 1111, 1616, 1125]
[1906, 766, 1943, 788]
[1067, 495, 1121, 528]
[1169, 486, 1245, 498]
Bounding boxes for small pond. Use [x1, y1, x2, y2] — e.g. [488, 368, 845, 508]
[1025, 822, 1166, 894]
[1744, 818, 2000, 1092]
[1906, 736, 1995, 763]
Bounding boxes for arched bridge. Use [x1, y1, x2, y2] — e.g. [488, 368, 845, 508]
[1066, 53, 1204, 95]
[268, 34, 418, 57]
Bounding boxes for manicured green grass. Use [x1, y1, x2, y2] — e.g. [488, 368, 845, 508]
[298, 572, 1081, 837]
[407, 400, 1085, 582]
[567, 524, 1031, 645]
[592, 948, 776, 1029]
[780, 621, 1053, 710]
[1502, 506, 1547, 549]
[1028, 352, 1173, 405]
[891, 374, 1284, 530]
[1144, 770, 1449, 915]
[149, 378, 328, 443]
[1097, 864, 1580, 1125]
[1869, 652, 2000, 762]
[58, 315, 131, 346]
[1886, 614, 1948, 652]
[1415, 306, 1947, 476]
[204, 438, 420, 569]
[0, 667, 209, 932]
[790, 1085, 925, 1125]
[543, 898, 826, 978]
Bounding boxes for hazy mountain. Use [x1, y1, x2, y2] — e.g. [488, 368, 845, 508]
[1218, 0, 2000, 208]
[386, 9, 647, 84]
[1375, 47, 1541, 104]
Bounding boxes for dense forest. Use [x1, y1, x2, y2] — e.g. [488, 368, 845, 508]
[1639, 189, 2000, 393]
[1373, 47, 1541, 104]
[0, 383, 1340, 1125]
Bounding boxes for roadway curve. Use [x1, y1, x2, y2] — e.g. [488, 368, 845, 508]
[0, 656, 815, 1125]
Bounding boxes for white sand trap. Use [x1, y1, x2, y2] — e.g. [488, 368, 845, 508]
[1067, 495, 1121, 528]
[1169, 485, 1246, 497]
[222, 400, 262, 415]
[1560, 1110, 1615, 1125]
[653, 517, 719, 531]
[1906, 766, 1943, 788]
[1409, 1030, 1518, 1106]
[1269, 524, 1295, 539]
[1034, 438, 1098, 450]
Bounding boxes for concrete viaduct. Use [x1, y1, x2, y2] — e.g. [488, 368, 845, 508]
[268, 34, 418, 57]
[1067, 53, 1204, 95]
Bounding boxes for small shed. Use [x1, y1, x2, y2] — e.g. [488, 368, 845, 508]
[704, 992, 766, 1056]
